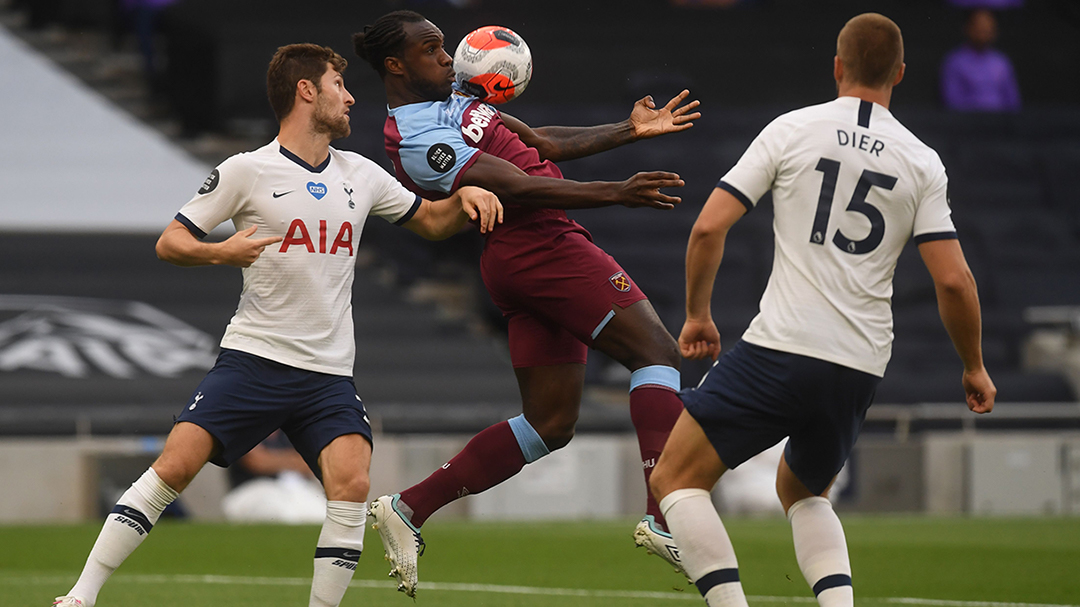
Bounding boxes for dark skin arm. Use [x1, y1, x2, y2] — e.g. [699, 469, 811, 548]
[459, 153, 684, 210]
[501, 90, 700, 163]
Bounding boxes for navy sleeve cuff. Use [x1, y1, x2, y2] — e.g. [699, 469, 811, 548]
[913, 231, 958, 244]
[175, 213, 207, 239]
[717, 180, 754, 213]
[393, 195, 423, 227]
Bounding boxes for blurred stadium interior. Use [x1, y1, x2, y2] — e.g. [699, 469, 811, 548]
[2, 0, 1080, 524]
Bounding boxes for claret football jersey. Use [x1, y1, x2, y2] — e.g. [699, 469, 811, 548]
[719, 96, 956, 376]
[175, 140, 420, 376]
[384, 88, 573, 244]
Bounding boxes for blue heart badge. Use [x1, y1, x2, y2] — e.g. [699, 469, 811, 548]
[307, 182, 327, 200]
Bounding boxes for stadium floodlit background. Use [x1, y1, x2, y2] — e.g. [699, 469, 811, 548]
[1, 0, 1079, 605]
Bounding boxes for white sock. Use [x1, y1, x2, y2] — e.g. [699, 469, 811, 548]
[659, 489, 749, 607]
[310, 500, 366, 607]
[68, 468, 178, 606]
[788, 496, 853, 607]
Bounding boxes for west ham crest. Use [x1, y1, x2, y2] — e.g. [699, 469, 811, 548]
[609, 272, 631, 293]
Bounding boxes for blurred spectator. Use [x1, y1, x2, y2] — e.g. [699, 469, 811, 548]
[940, 9, 1021, 112]
[116, 0, 179, 93]
[222, 431, 327, 523]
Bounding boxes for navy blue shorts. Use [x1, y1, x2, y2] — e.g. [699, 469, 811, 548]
[175, 349, 372, 477]
[679, 340, 880, 495]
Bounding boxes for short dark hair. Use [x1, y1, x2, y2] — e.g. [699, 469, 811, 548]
[353, 10, 427, 78]
[837, 13, 904, 89]
[266, 43, 347, 122]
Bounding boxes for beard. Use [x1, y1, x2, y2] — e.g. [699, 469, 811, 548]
[407, 73, 454, 101]
[312, 100, 351, 140]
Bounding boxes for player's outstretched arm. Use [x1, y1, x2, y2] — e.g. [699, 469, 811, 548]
[155, 220, 282, 268]
[403, 186, 503, 240]
[460, 153, 683, 210]
[918, 238, 996, 414]
[501, 90, 699, 163]
[680, 188, 748, 361]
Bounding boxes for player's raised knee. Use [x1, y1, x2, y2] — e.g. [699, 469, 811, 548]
[538, 422, 575, 452]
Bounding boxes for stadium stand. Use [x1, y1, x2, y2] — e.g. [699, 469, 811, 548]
[2, 0, 1077, 441]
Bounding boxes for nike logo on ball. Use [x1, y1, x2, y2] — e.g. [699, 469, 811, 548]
[272, 191, 294, 198]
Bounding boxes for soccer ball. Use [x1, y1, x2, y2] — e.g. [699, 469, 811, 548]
[453, 25, 532, 104]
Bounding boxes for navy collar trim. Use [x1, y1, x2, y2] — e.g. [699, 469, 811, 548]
[279, 145, 331, 173]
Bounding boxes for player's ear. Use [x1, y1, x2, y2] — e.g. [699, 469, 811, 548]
[296, 78, 318, 103]
[893, 62, 906, 86]
[384, 56, 406, 77]
[833, 56, 843, 85]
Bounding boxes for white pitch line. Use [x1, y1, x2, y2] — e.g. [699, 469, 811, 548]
[883, 599, 1080, 607]
[2, 573, 1075, 607]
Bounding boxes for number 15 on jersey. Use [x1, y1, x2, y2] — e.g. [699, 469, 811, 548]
[809, 158, 897, 255]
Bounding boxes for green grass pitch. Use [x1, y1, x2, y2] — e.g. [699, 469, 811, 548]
[1, 516, 1078, 606]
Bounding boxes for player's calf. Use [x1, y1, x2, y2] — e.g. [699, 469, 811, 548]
[788, 496, 853, 607]
[310, 500, 366, 607]
[660, 489, 749, 607]
[60, 468, 179, 607]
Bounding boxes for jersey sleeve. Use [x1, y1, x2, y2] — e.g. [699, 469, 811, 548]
[367, 161, 423, 226]
[912, 155, 957, 244]
[718, 117, 792, 212]
[174, 155, 258, 238]
[398, 122, 480, 195]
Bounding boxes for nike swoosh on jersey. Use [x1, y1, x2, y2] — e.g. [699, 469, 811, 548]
[272, 190, 294, 198]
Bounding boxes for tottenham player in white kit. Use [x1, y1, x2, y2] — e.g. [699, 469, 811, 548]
[649, 14, 996, 607]
[52, 44, 500, 607]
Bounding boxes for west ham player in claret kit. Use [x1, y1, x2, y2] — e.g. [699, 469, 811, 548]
[352, 10, 701, 596]
[51, 43, 501, 607]
[649, 14, 996, 607]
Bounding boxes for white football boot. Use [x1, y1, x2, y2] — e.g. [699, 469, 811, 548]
[52, 597, 87, 606]
[634, 515, 691, 582]
[369, 494, 425, 598]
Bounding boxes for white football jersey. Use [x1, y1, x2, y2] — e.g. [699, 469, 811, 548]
[720, 96, 956, 376]
[176, 140, 420, 376]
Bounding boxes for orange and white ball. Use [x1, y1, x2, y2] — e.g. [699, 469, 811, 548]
[453, 26, 532, 104]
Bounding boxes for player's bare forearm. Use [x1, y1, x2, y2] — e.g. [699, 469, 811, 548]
[685, 229, 726, 321]
[483, 174, 622, 209]
[156, 220, 280, 268]
[529, 122, 637, 162]
[934, 272, 984, 371]
[405, 197, 471, 240]
[461, 153, 682, 210]
[501, 112, 636, 163]
[919, 238, 995, 412]
[504, 90, 701, 163]
[685, 188, 749, 318]
[919, 239, 985, 372]
[405, 186, 503, 240]
[940, 287, 995, 412]
[156, 222, 219, 266]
